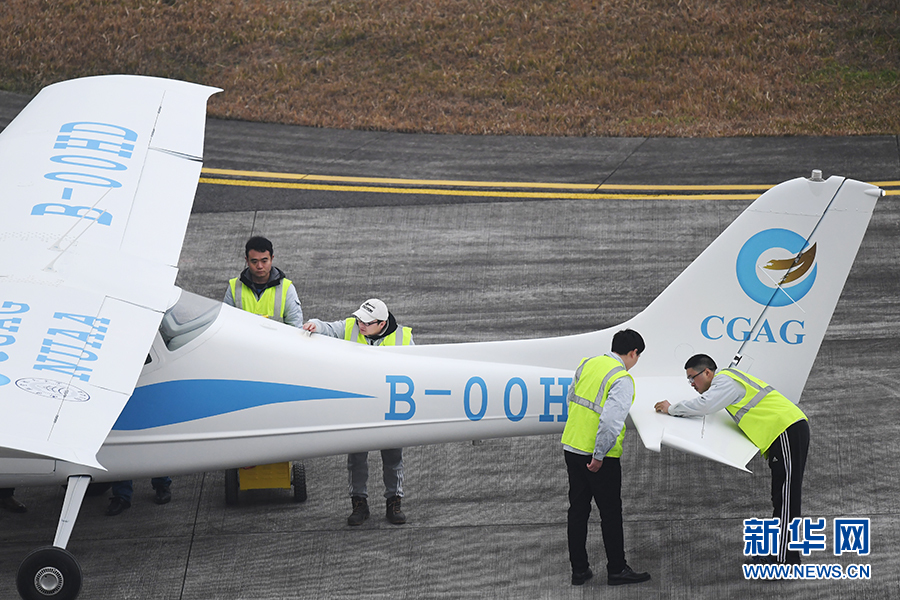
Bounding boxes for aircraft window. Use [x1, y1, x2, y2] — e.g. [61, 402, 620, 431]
[159, 291, 222, 351]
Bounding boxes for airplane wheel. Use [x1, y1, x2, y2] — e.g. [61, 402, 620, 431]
[16, 546, 82, 600]
[292, 462, 307, 503]
[225, 468, 240, 506]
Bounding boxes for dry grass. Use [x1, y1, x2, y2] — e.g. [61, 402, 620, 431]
[1, 0, 898, 136]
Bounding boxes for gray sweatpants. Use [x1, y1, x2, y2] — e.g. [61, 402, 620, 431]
[347, 448, 404, 499]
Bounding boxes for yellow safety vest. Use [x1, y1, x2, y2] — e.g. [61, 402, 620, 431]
[720, 369, 807, 452]
[561, 355, 633, 458]
[343, 318, 413, 346]
[229, 277, 291, 322]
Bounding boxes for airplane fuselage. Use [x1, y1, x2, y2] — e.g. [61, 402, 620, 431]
[0, 290, 584, 486]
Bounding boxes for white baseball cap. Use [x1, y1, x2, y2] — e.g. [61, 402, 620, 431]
[352, 298, 388, 322]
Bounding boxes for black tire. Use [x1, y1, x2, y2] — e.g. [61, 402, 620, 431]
[292, 462, 307, 503]
[16, 546, 82, 600]
[224, 468, 240, 506]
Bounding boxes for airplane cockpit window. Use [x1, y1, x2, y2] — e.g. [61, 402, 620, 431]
[159, 291, 222, 351]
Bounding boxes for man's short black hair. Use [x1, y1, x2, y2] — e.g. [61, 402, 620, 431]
[245, 236, 274, 257]
[611, 329, 645, 356]
[684, 354, 717, 373]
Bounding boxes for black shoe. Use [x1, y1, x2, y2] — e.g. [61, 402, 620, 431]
[347, 496, 369, 526]
[386, 496, 406, 525]
[571, 567, 593, 585]
[608, 566, 651, 586]
[0, 495, 27, 513]
[154, 486, 172, 505]
[105, 497, 131, 516]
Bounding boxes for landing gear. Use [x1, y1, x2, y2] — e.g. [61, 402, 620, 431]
[16, 547, 82, 600]
[16, 475, 91, 600]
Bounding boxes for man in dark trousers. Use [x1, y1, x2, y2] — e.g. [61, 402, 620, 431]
[561, 329, 651, 587]
[655, 353, 809, 564]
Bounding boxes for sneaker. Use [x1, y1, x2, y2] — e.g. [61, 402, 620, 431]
[386, 496, 406, 525]
[105, 497, 131, 516]
[154, 485, 172, 505]
[571, 567, 593, 585]
[347, 496, 369, 526]
[607, 566, 651, 586]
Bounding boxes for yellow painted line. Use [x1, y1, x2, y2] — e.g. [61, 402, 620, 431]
[201, 168, 774, 191]
[199, 168, 900, 200]
[204, 168, 595, 190]
[199, 177, 761, 201]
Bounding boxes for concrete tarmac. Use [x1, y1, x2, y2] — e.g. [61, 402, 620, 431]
[0, 89, 899, 599]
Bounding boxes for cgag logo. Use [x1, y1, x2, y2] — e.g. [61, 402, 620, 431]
[736, 229, 817, 307]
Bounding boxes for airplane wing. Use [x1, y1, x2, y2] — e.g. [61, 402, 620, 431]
[0, 76, 220, 469]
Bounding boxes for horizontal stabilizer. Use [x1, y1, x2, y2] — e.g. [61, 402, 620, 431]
[629, 377, 758, 471]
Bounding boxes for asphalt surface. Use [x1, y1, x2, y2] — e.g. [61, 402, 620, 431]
[1, 88, 899, 599]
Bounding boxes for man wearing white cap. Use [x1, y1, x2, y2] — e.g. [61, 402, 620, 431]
[303, 299, 413, 525]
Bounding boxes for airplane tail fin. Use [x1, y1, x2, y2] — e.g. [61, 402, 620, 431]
[406, 173, 881, 404]
[626, 172, 881, 401]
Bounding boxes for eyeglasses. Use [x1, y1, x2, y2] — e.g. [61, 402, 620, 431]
[687, 369, 707, 384]
[356, 318, 380, 326]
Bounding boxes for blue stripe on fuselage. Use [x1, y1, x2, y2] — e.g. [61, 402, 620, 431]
[113, 380, 372, 430]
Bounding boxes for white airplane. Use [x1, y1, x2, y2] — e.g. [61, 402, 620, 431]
[0, 75, 882, 600]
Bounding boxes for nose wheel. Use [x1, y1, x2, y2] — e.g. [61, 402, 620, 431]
[16, 547, 82, 600]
